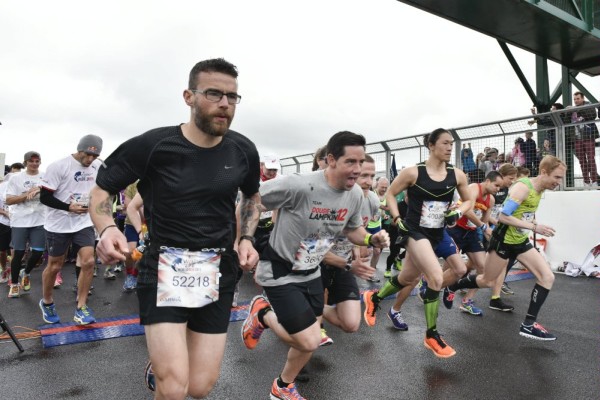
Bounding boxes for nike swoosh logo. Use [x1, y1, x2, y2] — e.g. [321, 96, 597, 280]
[224, 166, 233, 169]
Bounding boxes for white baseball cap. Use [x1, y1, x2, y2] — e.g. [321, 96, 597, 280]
[261, 154, 281, 170]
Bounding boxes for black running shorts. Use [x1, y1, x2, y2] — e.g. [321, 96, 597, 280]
[488, 235, 534, 260]
[137, 249, 239, 334]
[263, 277, 324, 335]
[320, 264, 360, 306]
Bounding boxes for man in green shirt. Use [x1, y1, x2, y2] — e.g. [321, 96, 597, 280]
[447, 156, 566, 341]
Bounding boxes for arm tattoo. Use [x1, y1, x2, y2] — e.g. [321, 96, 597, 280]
[94, 194, 114, 217]
[239, 194, 260, 237]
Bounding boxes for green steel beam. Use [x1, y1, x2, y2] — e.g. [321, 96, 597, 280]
[549, 80, 563, 105]
[498, 40, 537, 105]
[561, 66, 574, 187]
[569, 73, 599, 102]
[562, 66, 573, 106]
[535, 56, 551, 111]
[582, 0, 595, 31]
[526, 0, 598, 33]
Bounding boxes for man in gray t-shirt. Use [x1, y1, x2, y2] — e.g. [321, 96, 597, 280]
[241, 131, 390, 400]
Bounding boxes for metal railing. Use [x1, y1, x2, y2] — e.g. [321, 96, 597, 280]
[280, 102, 600, 190]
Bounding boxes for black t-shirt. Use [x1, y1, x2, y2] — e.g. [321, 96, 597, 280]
[96, 125, 260, 249]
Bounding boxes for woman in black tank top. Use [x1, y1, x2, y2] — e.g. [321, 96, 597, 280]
[366, 129, 473, 359]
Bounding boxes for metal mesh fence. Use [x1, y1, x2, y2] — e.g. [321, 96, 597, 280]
[279, 103, 600, 190]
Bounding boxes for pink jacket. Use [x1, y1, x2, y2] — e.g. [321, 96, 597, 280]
[512, 145, 525, 167]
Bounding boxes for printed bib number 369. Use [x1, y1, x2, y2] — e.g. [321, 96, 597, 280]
[157, 248, 221, 308]
[293, 238, 332, 271]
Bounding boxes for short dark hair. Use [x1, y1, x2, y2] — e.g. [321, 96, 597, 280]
[188, 58, 238, 89]
[485, 171, 502, 182]
[326, 131, 366, 160]
[573, 91, 584, 98]
[552, 102, 564, 110]
[10, 162, 24, 170]
[423, 128, 450, 147]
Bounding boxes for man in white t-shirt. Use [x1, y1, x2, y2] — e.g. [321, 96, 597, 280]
[39, 135, 103, 325]
[5, 151, 46, 298]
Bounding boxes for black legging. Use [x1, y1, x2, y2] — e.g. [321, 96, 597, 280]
[10, 249, 44, 285]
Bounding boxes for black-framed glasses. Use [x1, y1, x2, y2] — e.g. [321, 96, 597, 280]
[190, 89, 241, 105]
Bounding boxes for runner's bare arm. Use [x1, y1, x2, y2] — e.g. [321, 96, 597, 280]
[498, 182, 555, 236]
[126, 192, 145, 240]
[462, 183, 485, 227]
[89, 185, 129, 263]
[346, 226, 390, 249]
[386, 166, 417, 223]
[237, 192, 261, 269]
[454, 169, 474, 216]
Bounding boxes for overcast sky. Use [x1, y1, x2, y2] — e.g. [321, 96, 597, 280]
[1, 0, 598, 167]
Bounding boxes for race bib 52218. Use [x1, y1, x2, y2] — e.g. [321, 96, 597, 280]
[157, 247, 222, 308]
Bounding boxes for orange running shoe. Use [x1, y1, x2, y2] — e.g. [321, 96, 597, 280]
[270, 378, 306, 400]
[241, 294, 270, 350]
[424, 331, 456, 358]
[362, 289, 380, 327]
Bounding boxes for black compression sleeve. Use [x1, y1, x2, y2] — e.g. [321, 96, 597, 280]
[40, 187, 70, 211]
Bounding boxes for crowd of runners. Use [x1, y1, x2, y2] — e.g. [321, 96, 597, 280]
[0, 58, 566, 400]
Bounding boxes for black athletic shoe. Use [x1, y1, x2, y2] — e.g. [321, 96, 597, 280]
[489, 298, 514, 312]
[519, 322, 557, 341]
[442, 287, 454, 310]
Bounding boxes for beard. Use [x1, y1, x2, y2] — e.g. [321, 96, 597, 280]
[193, 105, 231, 137]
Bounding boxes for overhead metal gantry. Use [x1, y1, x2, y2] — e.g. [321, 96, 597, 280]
[396, 0, 600, 110]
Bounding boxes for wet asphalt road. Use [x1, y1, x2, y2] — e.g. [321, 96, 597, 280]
[0, 259, 598, 400]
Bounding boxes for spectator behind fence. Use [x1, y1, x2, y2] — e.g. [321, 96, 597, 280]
[539, 139, 553, 161]
[522, 131, 537, 175]
[461, 143, 476, 173]
[479, 148, 498, 175]
[546, 103, 565, 154]
[528, 105, 555, 153]
[469, 152, 486, 183]
[497, 153, 505, 165]
[512, 138, 525, 167]
[569, 92, 599, 187]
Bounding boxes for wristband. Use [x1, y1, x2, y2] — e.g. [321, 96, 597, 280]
[364, 233, 372, 246]
[393, 216, 400, 223]
[480, 223, 487, 231]
[239, 235, 255, 245]
[345, 263, 353, 271]
[99, 224, 118, 238]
